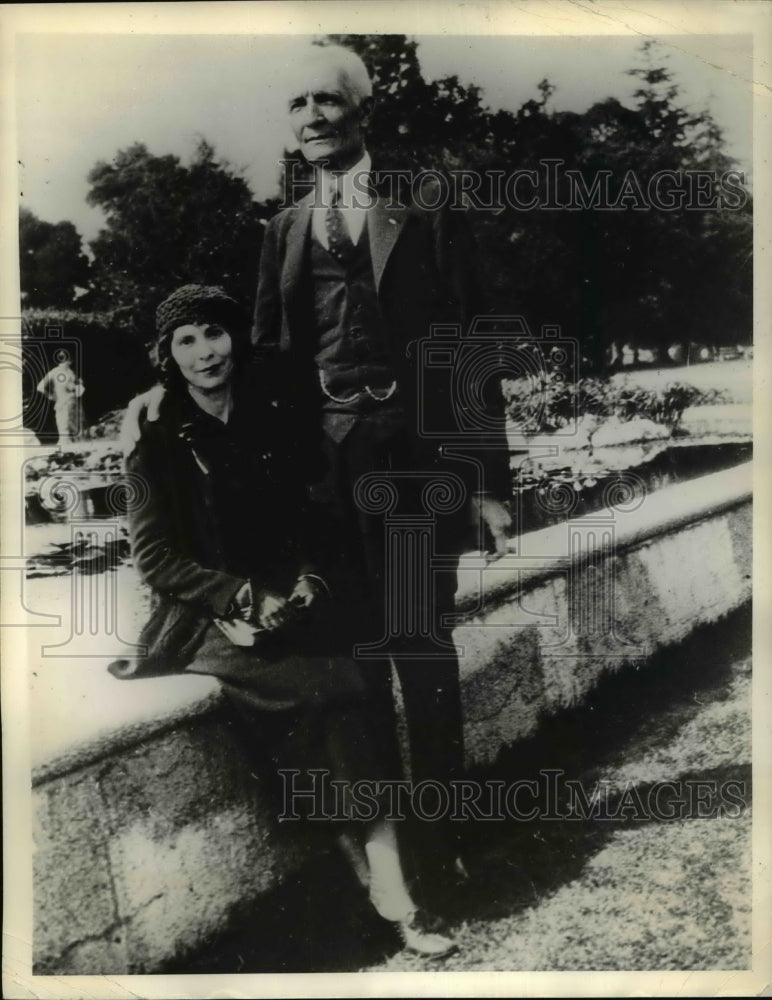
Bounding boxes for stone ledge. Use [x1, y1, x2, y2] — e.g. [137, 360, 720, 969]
[457, 501, 751, 766]
[32, 462, 751, 787]
[33, 709, 312, 975]
[31, 669, 221, 787]
[32, 462, 753, 973]
[455, 461, 751, 615]
[680, 403, 751, 437]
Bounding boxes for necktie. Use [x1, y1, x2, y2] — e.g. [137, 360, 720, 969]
[325, 177, 356, 263]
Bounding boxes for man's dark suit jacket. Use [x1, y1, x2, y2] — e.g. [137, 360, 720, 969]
[252, 173, 511, 500]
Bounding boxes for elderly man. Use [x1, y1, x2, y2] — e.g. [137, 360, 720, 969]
[254, 42, 512, 899]
[123, 42, 512, 947]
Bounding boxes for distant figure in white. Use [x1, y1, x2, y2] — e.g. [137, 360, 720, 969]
[36, 351, 84, 446]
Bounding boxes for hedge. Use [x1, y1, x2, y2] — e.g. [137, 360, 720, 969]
[21, 308, 154, 442]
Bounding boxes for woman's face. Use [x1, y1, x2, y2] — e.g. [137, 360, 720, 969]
[170, 322, 234, 391]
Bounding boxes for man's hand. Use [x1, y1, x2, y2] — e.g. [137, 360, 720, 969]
[120, 385, 167, 456]
[470, 494, 512, 561]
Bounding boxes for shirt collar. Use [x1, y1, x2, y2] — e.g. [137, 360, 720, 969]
[320, 150, 372, 208]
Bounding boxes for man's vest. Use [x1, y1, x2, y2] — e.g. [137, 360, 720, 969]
[308, 219, 404, 441]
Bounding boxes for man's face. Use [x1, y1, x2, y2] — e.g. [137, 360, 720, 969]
[287, 65, 370, 171]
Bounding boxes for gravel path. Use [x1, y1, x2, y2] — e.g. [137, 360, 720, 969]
[368, 614, 751, 972]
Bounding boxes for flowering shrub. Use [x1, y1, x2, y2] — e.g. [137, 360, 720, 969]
[503, 373, 727, 439]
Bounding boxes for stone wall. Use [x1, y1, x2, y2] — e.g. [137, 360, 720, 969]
[32, 462, 752, 973]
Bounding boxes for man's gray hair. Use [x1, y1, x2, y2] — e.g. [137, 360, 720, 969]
[303, 43, 373, 102]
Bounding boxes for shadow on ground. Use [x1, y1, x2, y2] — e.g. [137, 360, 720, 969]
[164, 602, 751, 973]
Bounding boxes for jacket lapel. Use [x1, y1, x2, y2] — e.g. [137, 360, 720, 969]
[367, 195, 408, 292]
[281, 199, 312, 323]
[280, 180, 407, 306]
[280, 198, 311, 347]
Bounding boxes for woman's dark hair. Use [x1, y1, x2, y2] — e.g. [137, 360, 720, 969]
[152, 284, 250, 392]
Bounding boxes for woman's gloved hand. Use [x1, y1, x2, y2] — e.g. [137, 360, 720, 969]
[253, 588, 297, 631]
[289, 574, 329, 609]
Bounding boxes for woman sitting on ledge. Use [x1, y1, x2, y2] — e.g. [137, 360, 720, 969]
[109, 284, 458, 959]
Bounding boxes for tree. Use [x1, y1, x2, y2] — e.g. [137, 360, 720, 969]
[19, 208, 91, 308]
[86, 139, 276, 326]
[475, 40, 752, 367]
[81, 38, 751, 370]
[622, 41, 752, 354]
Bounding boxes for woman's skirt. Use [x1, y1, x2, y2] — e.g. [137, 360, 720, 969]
[185, 623, 402, 823]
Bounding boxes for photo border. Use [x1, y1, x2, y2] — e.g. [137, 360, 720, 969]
[2, 2, 770, 997]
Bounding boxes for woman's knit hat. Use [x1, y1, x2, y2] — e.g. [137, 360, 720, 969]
[155, 284, 244, 339]
[153, 284, 249, 387]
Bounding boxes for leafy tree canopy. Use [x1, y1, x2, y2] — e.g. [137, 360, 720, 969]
[68, 38, 752, 370]
[86, 139, 277, 331]
[19, 207, 91, 308]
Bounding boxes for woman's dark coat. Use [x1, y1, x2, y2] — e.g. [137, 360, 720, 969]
[112, 376, 313, 679]
[110, 374, 399, 802]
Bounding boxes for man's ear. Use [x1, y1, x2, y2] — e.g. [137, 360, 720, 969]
[359, 96, 375, 130]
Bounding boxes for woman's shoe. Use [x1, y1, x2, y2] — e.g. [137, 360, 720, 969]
[396, 908, 459, 959]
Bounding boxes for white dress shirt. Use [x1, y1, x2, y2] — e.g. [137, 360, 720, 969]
[312, 151, 373, 248]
